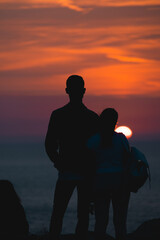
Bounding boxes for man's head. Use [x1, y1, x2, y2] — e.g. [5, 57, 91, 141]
[65, 75, 86, 103]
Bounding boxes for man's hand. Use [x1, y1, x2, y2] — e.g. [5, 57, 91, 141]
[54, 160, 61, 170]
[52, 153, 61, 171]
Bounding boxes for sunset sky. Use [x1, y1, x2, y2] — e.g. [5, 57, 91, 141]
[0, 0, 160, 140]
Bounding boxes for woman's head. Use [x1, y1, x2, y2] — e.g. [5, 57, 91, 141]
[100, 108, 118, 131]
[99, 108, 118, 147]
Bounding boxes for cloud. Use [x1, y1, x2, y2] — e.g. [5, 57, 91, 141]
[0, 51, 119, 95]
[0, 0, 85, 12]
[0, 4, 160, 96]
[1, 1, 160, 10]
[0, 1, 160, 140]
[57, 0, 84, 11]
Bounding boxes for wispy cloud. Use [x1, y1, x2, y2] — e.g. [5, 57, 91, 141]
[0, 1, 160, 11]
[0, 3, 160, 96]
[1, 1, 160, 139]
[0, 0, 85, 11]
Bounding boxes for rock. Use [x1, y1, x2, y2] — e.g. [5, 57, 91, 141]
[28, 231, 115, 240]
[0, 180, 29, 240]
[29, 219, 160, 240]
[127, 218, 160, 240]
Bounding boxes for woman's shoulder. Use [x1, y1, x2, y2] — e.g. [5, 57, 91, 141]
[114, 132, 130, 151]
[114, 131, 126, 139]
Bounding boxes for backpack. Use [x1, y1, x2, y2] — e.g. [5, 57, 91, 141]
[126, 146, 151, 193]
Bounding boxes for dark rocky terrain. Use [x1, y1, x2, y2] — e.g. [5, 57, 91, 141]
[27, 218, 160, 240]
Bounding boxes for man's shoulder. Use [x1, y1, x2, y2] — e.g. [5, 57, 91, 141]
[50, 103, 99, 121]
[114, 132, 127, 140]
[84, 105, 99, 119]
[51, 104, 69, 117]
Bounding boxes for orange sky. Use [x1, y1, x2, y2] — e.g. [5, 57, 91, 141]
[0, 0, 160, 96]
[0, 1, 160, 139]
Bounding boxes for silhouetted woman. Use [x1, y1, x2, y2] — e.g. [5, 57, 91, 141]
[87, 108, 130, 240]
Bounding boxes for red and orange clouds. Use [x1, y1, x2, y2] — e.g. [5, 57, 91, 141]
[0, 1, 160, 139]
[0, 0, 160, 96]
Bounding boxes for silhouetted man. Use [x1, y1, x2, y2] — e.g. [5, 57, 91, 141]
[45, 75, 99, 240]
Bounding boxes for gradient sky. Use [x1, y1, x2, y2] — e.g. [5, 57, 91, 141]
[0, 1, 160, 140]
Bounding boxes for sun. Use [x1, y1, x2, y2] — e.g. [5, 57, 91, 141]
[115, 126, 133, 139]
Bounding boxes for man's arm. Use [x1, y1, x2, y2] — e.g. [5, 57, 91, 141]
[45, 112, 60, 168]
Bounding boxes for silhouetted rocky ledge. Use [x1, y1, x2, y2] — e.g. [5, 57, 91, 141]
[28, 232, 114, 240]
[127, 218, 160, 240]
[27, 218, 160, 240]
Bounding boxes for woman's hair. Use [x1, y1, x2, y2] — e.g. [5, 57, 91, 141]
[99, 108, 118, 148]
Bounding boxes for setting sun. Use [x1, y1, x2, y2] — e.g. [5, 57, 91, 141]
[115, 126, 133, 139]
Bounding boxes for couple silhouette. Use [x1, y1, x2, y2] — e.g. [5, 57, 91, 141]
[45, 75, 130, 240]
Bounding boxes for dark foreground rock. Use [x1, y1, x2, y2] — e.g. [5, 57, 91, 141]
[28, 232, 114, 240]
[0, 180, 29, 240]
[28, 219, 160, 240]
[127, 218, 160, 240]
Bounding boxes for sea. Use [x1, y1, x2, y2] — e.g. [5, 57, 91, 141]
[0, 138, 160, 238]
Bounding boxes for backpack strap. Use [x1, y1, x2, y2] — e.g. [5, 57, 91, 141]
[147, 165, 151, 189]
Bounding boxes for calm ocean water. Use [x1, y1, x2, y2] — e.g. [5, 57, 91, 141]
[0, 139, 160, 237]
